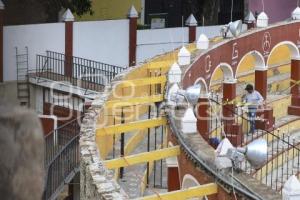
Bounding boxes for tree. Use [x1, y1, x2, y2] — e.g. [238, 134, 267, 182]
[183, 0, 219, 25]
[42, 0, 93, 21]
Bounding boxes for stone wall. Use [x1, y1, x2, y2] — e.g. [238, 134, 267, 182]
[80, 99, 126, 200]
[79, 68, 131, 200]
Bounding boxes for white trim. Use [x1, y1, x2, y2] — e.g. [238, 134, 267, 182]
[166, 157, 179, 167]
[194, 77, 208, 94]
[182, 174, 208, 200]
[209, 62, 234, 89]
[29, 76, 100, 100]
[223, 78, 237, 84]
[267, 41, 300, 65]
[291, 56, 300, 60]
[236, 50, 266, 78]
[255, 65, 268, 71]
[182, 174, 200, 189]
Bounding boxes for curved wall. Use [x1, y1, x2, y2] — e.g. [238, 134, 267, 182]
[182, 21, 300, 89]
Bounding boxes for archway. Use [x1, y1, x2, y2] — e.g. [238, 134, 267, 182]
[208, 63, 239, 145]
[236, 50, 266, 99]
[195, 77, 210, 141]
[209, 63, 235, 93]
[194, 77, 209, 97]
[182, 174, 208, 200]
[267, 41, 300, 95]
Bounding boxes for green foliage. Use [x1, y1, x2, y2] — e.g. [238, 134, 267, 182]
[67, 0, 93, 16]
[42, 0, 93, 21]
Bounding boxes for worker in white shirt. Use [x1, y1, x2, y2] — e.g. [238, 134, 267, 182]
[242, 84, 264, 134]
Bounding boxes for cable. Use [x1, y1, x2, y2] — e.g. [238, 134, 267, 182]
[231, 166, 238, 200]
[231, 0, 234, 22]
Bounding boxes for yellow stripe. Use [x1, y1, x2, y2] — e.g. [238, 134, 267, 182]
[138, 183, 218, 200]
[96, 118, 167, 137]
[115, 76, 166, 88]
[146, 61, 172, 70]
[103, 146, 180, 169]
[105, 95, 163, 108]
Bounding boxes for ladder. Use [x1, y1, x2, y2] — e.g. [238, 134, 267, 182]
[16, 47, 30, 107]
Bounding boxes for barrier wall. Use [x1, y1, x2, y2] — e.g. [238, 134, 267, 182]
[4, 23, 65, 81]
[3, 18, 238, 82]
[73, 19, 129, 67]
[136, 27, 189, 63]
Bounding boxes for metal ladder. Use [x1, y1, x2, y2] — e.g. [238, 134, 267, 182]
[16, 47, 30, 107]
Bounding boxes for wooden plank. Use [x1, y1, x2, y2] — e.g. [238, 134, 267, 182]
[96, 118, 167, 137]
[139, 183, 218, 200]
[105, 95, 164, 108]
[115, 76, 166, 88]
[103, 146, 180, 169]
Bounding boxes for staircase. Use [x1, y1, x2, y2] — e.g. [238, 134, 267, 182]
[16, 47, 30, 107]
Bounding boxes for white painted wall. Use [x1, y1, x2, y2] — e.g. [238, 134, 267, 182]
[2, 20, 247, 82]
[196, 24, 248, 39]
[136, 27, 189, 64]
[4, 23, 65, 81]
[73, 19, 129, 67]
[196, 25, 223, 39]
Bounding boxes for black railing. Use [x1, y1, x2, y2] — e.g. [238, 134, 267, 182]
[44, 116, 82, 200]
[35, 51, 125, 91]
[208, 92, 300, 192]
[44, 117, 82, 165]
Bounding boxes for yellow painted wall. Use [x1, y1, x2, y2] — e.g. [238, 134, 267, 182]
[96, 43, 197, 159]
[76, 0, 141, 21]
[210, 44, 292, 95]
[267, 45, 291, 66]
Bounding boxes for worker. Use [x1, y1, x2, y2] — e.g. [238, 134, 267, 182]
[242, 84, 264, 134]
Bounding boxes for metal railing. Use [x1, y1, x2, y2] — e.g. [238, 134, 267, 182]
[208, 92, 300, 192]
[44, 116, 83, 200]
[35, 51, 125, 91]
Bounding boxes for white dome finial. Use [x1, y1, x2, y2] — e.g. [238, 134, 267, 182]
[244, 11, 255, 22]
[185, 14, 197, 26]
[178, 46, 191, 66]
[282, 175, 300, 199]
[181, 107, 197, 134]
[168, 62, 182, 84]
[197, 34, 209, 50]
[292, 7, 300, 20]
[128, 5, 138, 18]
[62, 9, 74, 22]
[256, 12, 268, 28]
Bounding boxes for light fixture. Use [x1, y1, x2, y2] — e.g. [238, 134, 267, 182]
[185, 84, 201, 106]
[220, 0, 242, 38]
[166, 83, 186, 107]
[226, 138, 267, 169]
[221, 20, 243, 38]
